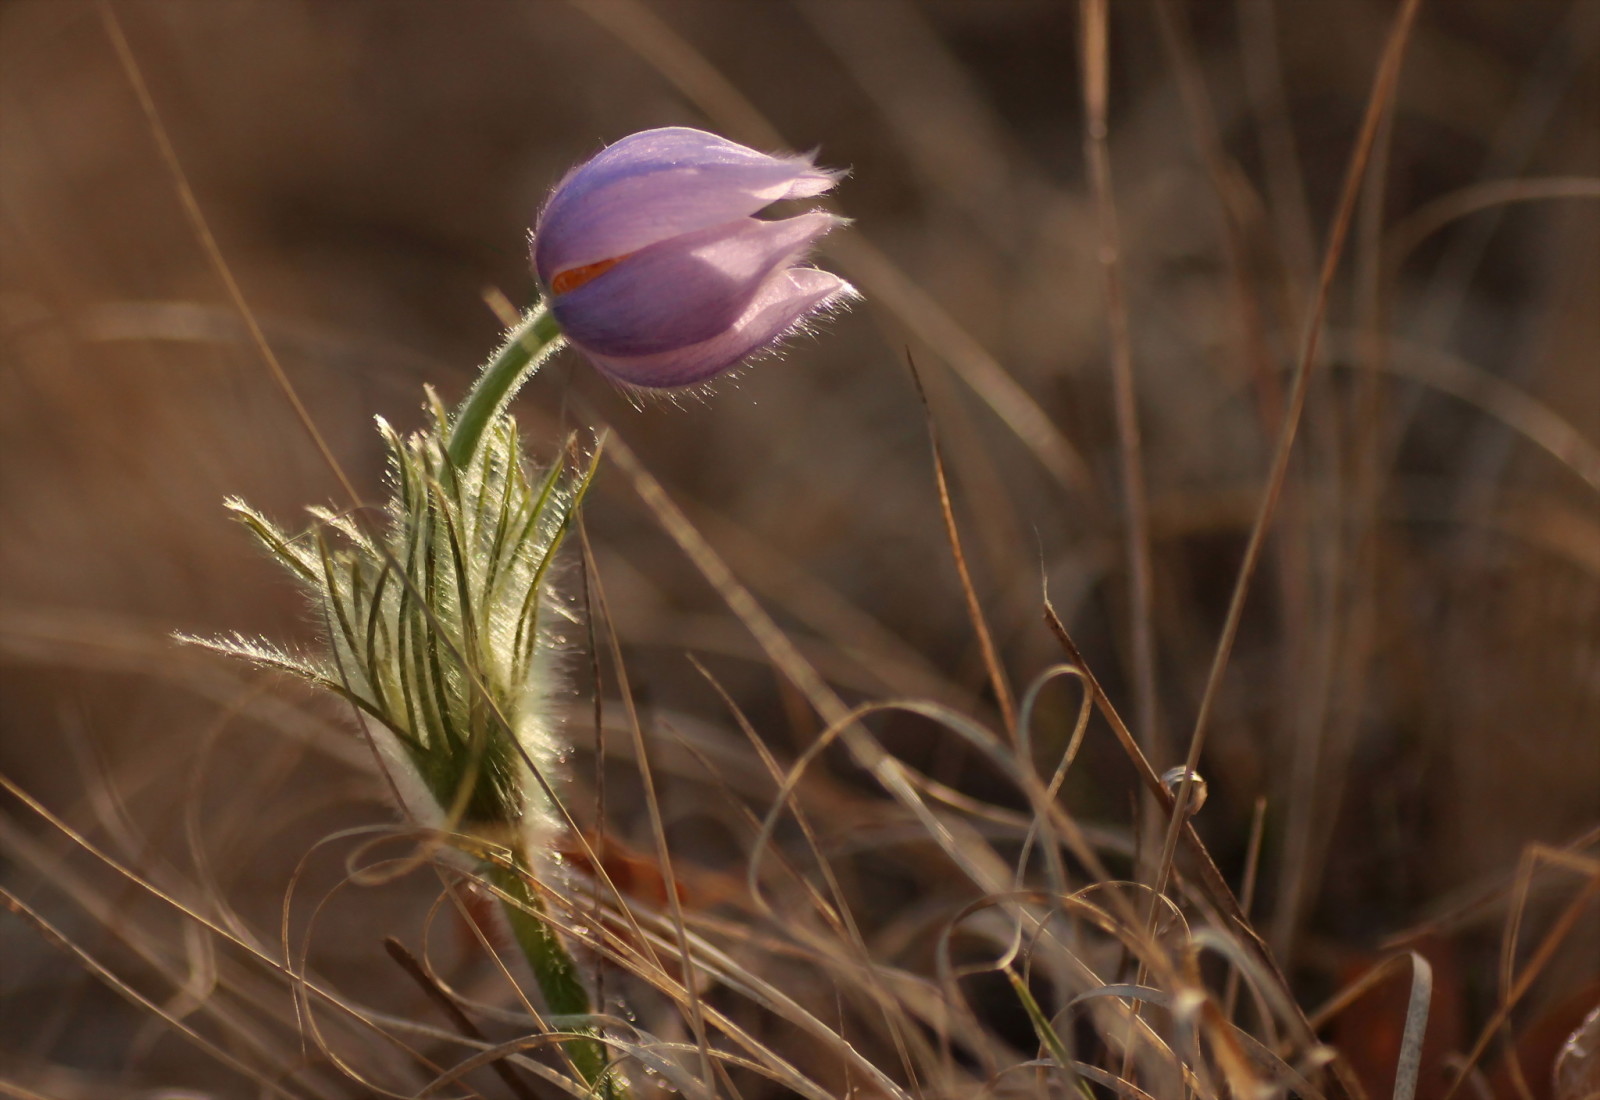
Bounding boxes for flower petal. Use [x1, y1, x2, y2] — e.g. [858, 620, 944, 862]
[576, 267, 856, 389]
[549, 211, 840, 357]
[534, 127, 842, 281]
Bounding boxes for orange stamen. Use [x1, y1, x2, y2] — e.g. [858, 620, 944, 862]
[550, 254, 627, 295]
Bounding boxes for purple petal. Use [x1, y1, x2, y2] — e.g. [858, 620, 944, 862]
[577, 267, 856, 389]
[548, 211, 840, 357]
[535, 127, 842, 281]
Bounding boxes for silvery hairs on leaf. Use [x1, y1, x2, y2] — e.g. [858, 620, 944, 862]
[185, 393, 596, 852]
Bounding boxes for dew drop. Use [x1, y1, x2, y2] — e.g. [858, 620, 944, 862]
[1160, 766, 1209, 815]
[638, 1066, 679, 1095]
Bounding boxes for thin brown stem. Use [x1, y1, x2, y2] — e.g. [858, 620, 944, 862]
[97, 2, 359, 509]
[1081, 0, 1162, 768]
[384, 937, 537, 1100]
[907, 355, 1018, 734]
[1153, 0, 1426, 910]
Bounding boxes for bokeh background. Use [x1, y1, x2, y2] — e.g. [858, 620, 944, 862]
[3, 1, 1597, 1097]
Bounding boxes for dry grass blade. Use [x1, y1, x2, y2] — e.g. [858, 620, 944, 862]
[598, 426, 919, 1100]
[1039, 596, 1334, 1074]
[1388, 177, 1600, 267]
[599, 429, 854, 758]
[1223, 797, 1269, 1024]
[0, 886, 309, 1100]
[828, 235, 1096, 495]
[0, 1080, 58, 1100]
[1155, 0, 1426, 942]
[1326, 332, 1600, 494]
[795, 0, 1030, 249]
[96, 1, 358, 508]
[577, 525, 724, 1097]
[2, 776, 452, 1090]
[1443, 848, 1600, 1100]
[382, 937, 539, 1100]
[94, 4, 474, 858]
[1080, 0, 1160, 765]
[684, 654, 954, 1089]
[1394, 988, 1434, 1100]
[1152, 0, 1348, 972]
[1235, 0, 1319, 306]
[906, 353, 1016, 734]
[0, 814, 336, 1098]
[1308, 951, 1435, 1100]
[683, 508, 964, 707]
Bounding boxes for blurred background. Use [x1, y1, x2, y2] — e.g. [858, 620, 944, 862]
[2, 1, 1597, 1097]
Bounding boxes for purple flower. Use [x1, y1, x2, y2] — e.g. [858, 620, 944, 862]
[532, 127, 855, 388]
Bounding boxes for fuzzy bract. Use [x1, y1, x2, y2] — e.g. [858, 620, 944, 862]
[532, 127, 855, 388]
[190, 398, 595, 845]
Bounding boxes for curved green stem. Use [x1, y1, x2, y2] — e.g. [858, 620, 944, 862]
[447, 305, 566, 469]
[486, 855, 628, 1098]
[452, 303, 621, 1094]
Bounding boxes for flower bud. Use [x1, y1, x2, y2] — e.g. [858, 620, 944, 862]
[533, 127, 855, 387]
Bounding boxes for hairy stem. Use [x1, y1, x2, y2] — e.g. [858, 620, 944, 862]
[448, 305, 566, 469]
[486, 855, 627, 1098]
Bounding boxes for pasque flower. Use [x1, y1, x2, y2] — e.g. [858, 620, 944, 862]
[192, 128, 863, 1100]
[532, 127, 855, 387]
